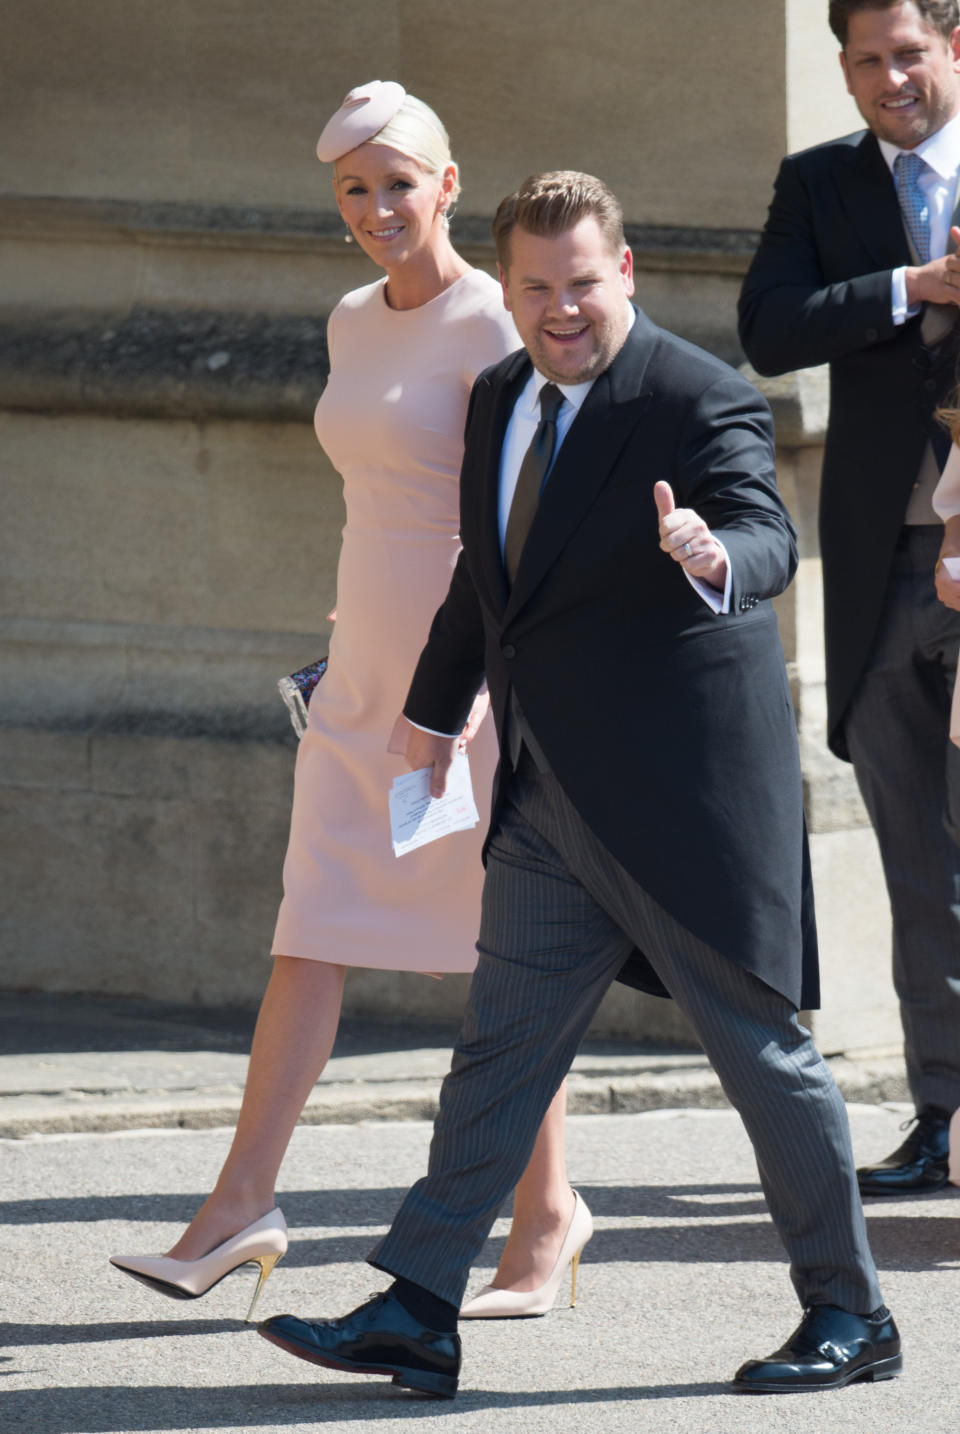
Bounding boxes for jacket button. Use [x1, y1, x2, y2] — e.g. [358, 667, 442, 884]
[924, 379, 937, 392]
[502, 643, 517, 659]
[865, 328, 879, 343]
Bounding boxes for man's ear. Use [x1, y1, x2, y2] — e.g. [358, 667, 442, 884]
[620, 244, 635, 298]
[498, 264, 513, 312]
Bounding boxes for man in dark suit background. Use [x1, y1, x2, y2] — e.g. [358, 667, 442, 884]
[259, 172, 897, 1396]
[739, 0, 960, 1197]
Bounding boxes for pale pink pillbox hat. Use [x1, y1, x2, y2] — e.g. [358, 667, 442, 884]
[316, 80, 407, 162]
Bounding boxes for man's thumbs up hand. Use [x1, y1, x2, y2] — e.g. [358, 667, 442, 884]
[654, 481, 727, 592]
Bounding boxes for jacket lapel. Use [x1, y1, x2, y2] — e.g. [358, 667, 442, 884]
[836, 130, 911, 271]
[470, 351, 530, 618]
[501, 309, 657, 622]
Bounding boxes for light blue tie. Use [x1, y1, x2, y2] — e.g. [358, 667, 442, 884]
[894, 151, 931, 264]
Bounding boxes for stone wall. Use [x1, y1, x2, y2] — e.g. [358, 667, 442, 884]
[1, 2, 897, 1053]
[0, 1, 840, 221]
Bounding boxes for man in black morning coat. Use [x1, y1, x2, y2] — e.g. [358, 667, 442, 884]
[259, 172, 897, 1396]
[739, 0, 960, 1198]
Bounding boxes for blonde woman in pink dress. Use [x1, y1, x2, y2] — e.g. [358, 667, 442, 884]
[110, 82, 590, 1323]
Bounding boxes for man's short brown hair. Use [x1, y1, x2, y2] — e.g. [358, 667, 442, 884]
[829, 0, 959, 46]
[492, 171, 626, 270]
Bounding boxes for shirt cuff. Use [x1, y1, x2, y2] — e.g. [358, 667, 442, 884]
[684, 540, 732, 614]
[405, 717, 461, 739]
[892, 266, 921, 326]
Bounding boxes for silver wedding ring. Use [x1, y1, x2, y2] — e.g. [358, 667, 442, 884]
[681, 542, 692, 558]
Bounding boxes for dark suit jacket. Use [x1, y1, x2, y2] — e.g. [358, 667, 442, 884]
[404, 310, 819, 1011]
[738, 128, 959, 760]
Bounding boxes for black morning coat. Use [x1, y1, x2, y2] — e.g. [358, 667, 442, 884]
[404, 307, 819, 1011]
[739, 128, 960, 760]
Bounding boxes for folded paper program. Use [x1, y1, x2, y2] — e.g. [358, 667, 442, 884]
[389, 754, 479, 857]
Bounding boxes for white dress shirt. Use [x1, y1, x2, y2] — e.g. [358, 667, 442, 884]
[879, 108, 960, 323]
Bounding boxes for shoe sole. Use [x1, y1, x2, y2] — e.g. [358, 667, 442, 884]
[858, 1175, 950, 1197]
[733, 1353, 903, 1393]
[114, 1269, 201, 1300]
[258, 1326, 458, 1398]
[111, 1260, 268, 1302]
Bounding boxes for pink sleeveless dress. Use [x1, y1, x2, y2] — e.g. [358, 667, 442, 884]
[272, 269, 518, 970]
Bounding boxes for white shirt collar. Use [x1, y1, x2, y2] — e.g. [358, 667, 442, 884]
[878, 107, 960, 180]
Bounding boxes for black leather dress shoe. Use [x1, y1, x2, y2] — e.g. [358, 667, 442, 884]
[733, 1304, 901, 1393]
[258, 1290, 460, 1398]
[857, 1108, 950, 1196]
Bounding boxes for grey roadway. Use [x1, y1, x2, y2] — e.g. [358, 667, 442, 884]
[1, 994, 959, 1434]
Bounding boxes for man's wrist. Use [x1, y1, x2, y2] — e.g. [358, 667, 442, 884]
[405, 715, 460, 740]
[893, 265, 918, 324]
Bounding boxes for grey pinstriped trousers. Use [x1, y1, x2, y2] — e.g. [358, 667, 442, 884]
[370, 754, 883, 1315]
[844, 525, 960, 1115]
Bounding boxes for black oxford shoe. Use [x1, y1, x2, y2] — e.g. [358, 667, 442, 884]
[734, 1304, 901, 1393]
[856, 1108, 950, 1196]
[258, 1290, 460, 1398]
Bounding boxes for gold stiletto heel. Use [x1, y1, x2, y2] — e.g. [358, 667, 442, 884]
[569, 1248, 582, 1307]
[246, 1251, 282, 1321]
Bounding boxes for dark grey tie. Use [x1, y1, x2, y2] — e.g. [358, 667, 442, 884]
[503, 382, 564, 584]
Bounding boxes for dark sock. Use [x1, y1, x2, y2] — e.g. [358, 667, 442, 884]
[391, 1277, 458, 1332]
[818, 1303, 890, 1320]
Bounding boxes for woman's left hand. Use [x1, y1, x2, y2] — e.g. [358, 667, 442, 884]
[935, 515, 960, 610]
[936, 550, 960, 611]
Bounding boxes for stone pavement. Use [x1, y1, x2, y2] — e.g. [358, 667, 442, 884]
[2, 993, 959, 1434]
[0, 992, 912, 1140]
[2, 1105, 959, 1434]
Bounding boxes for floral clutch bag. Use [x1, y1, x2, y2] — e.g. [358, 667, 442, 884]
[277, 658, 328, 738]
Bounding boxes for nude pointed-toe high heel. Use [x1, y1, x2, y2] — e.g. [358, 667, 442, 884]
[110, 1207, 288, 1321]
[459, 1190, 593, 1319]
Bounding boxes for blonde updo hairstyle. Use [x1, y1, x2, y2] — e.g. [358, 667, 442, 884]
[367, 94, 462, 204]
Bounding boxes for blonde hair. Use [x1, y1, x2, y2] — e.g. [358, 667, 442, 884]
[370, 94, 461, 203]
